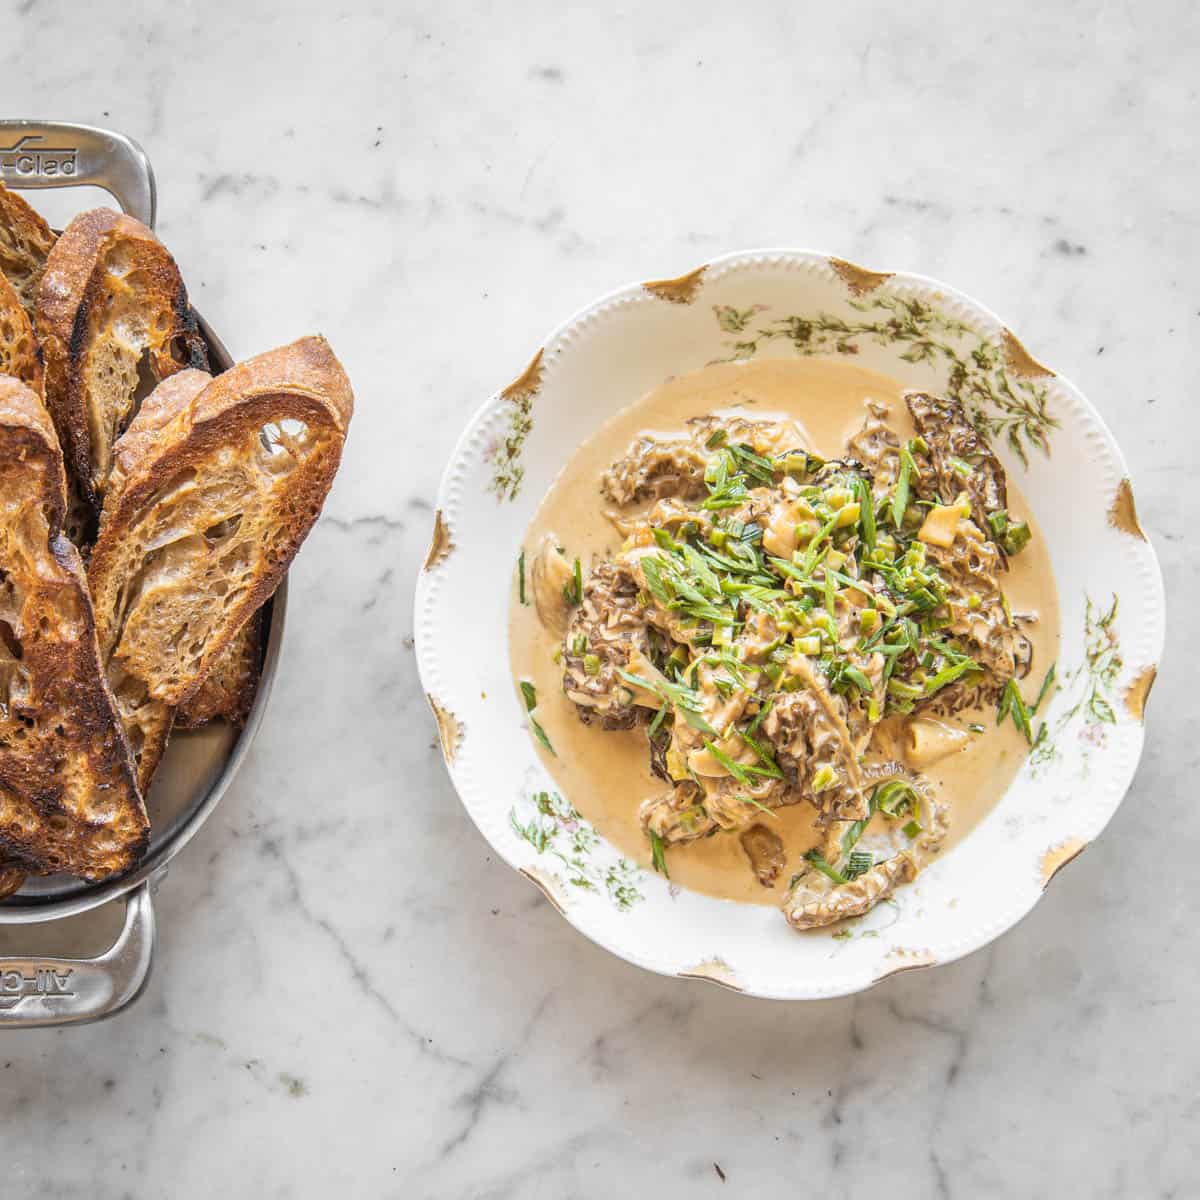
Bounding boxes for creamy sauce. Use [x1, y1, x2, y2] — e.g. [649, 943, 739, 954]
[509, 359, 1060, 906]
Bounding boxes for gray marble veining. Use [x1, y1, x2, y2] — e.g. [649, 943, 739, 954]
[0, 0, 1194, 1195]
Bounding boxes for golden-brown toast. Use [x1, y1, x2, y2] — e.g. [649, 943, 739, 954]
[0, 182, 56, 318]
[89, 337, 353, 788]
[176, 608, 265, 729]
[0, 860, 25, 898]
[0, 269, 44, 396]
[0, 376, 147, 880]
[36, 208, 208, 515]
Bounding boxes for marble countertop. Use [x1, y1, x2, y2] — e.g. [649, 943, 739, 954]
[1, 1, 1193, 1195]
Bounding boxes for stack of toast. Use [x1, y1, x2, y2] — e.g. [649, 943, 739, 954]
[0, 183, 353, 895]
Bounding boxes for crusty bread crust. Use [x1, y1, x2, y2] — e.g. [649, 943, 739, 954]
[36, 209, 208, 514]
[89, 336, 352, 788]
[0, 376, 147, 880]
[176, 607, 264, 728]
[0, 269, 44, 396]
[0, 182, 56, 318]
[0, 860, 25, 898]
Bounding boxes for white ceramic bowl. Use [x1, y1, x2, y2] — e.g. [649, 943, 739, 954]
[415, 250, 1165, 999]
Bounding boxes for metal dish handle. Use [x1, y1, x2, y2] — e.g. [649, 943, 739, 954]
[0, 119, 157, 1024]
[0, 119, 155, 227]
[0, 884, 155, 1027]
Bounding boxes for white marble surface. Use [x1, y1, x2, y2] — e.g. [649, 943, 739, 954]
[0, 0, 1193, 1195]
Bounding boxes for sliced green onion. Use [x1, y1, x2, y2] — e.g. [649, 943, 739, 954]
[843, 850, 874, 880]
[924, 657, 980, 696]
[804, 848, 848, 885]
[873, 779, 919, 818]
[891, 442, 918, 528]
[649, 829, 670, 876]
[999, 678, 1034, 744]
[528, 716, 556, 756]
[616, 667, 716, 736]
[1032, 662, 1057, 713]
[1002, 520, 1031, 556]
[811, 764, 839, 793]
[737, 729, 784, 778]
[842, 665, 874, 695]
[563, 557, 584, 606]
[854, 476, 876, 552]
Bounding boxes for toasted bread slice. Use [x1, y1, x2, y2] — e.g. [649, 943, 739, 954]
[0, 377, 147, 880]
[89, 337, 352, 788]
[0, 182, 56, 318]
[176, 608, 265, 729]
[0, 860, 25, 898]
[0, 269, 44, 396]
[36, 209, 208, 515]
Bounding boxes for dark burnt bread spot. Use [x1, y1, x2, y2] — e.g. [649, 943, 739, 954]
[172, 287, 209, 371]
[68, 295, 91, 366]
[0, 621, 22, 660]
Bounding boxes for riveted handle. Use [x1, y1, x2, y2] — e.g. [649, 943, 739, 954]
[0, 120, 156, 228]
[0, 884, 156, 1027]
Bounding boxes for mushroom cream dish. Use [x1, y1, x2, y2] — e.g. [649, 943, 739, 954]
[509, 358, 1059, 931]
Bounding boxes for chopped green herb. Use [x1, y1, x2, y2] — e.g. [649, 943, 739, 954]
[562, 557, 584, 606]
[810, 764, 839, 793]
[745, 696, 773, 737]
[890, 441, 918, 528]
[1002, 520, 1031, 556]
[987, 508, 1032, 556]
[616, 667, 717, 736]
[704, 738, 780, 784]
[736, 727, 785, 777]
[729, 442, 776, 485]
[854, 476, 876, 552]
[873, 779, 919, 818]
[734, 792, 780, 818]
[1032, 662, 1057, 713]
[528, 715, 556, 756]
[843, 850, 874, 880]
[999, 677, 1034, 744]
[519, 680, 537, 711]
[804, 848, 849, 886]
[641, 556, 672, 605]
[924, 656, 981, 696]
[517, 549, 528, 605]
[649, 829, 669, 877]
[841, 665, 875, 695]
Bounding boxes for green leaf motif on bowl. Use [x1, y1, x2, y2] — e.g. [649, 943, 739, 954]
[510, 791, 645, 911]
[713, 295, 1059, 466]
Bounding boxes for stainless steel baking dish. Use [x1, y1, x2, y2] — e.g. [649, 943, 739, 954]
[0, 120, 285, 1027]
